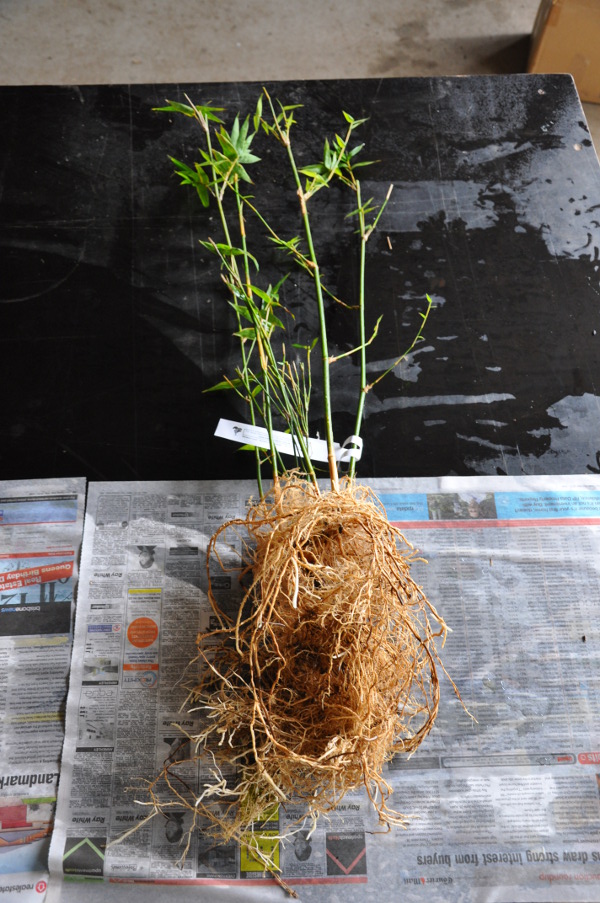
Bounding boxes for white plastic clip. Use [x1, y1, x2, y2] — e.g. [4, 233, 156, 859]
[336, 435, 363, 463]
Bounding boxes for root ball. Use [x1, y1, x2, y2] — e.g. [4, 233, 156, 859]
[141, 476, 448, 868]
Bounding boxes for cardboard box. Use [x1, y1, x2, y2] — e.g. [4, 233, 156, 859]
[528, 0, 600, 103]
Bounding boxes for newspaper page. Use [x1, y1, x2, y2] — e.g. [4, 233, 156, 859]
[48, 474, 600, 903]
[0, 478, 86, 903]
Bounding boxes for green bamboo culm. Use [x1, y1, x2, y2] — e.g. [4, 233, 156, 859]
[155, 89, 433, 494]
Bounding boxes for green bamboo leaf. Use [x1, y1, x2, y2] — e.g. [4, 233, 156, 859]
[217, 118, 261, 169]
[345, 199, 377, 219]
[198, 241, 259, 270]
[250, 285, 276, 304]
[168, 155, 194, 174]
[230, 115, 240, 147]
[203, 377, 244, 393]
[253, 95, 263, 132]
[271, 273, 290, 295]
[154, 101, 196, 117]
[299, 163, 326, 176]
[343, 112, 368, 130]
[235, 327, 257, 340]
[349, 143, 365, 158]
[237, 165, 253, 183]
[239, 115, 251, 145]
[268, 234, 302, 256]
[228, 301, 253, 324]
[265, 310, 285, 330]
[292, 337, 319, 351]
[195, 184, 210, 207]
[154, 101, 224, 123]
[167, 156, 212, 206]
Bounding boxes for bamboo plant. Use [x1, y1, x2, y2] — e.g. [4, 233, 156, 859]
[123, 90, 451, 893]
[157, 90, 432, 492]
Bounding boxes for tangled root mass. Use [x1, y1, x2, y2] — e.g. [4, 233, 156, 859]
[139, 477, 448, 868]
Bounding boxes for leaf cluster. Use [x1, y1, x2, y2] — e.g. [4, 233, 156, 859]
[155, 91, 433, 490]
[157, 98, 262, 206]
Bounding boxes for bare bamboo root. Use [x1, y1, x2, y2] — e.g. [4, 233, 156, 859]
[136, 476, 448, 877]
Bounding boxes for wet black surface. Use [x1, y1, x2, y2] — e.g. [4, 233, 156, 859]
[1, 75, 599, 481]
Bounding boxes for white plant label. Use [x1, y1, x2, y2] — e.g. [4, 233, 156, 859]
[214, 419, 363, 463]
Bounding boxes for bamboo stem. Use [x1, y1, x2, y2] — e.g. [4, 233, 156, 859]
[197, 109, 266, 495]
[349, 179, 368, 480]
[284, 144, 339, 490]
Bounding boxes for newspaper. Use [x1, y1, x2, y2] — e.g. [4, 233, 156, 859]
[47, 474, 600, 903]
[0, 478, 86, 903]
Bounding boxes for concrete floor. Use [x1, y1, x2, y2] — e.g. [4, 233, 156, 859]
[1, 0, 599, 148]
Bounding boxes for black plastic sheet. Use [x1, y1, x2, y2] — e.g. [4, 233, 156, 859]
[1, 75, 599, 481]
